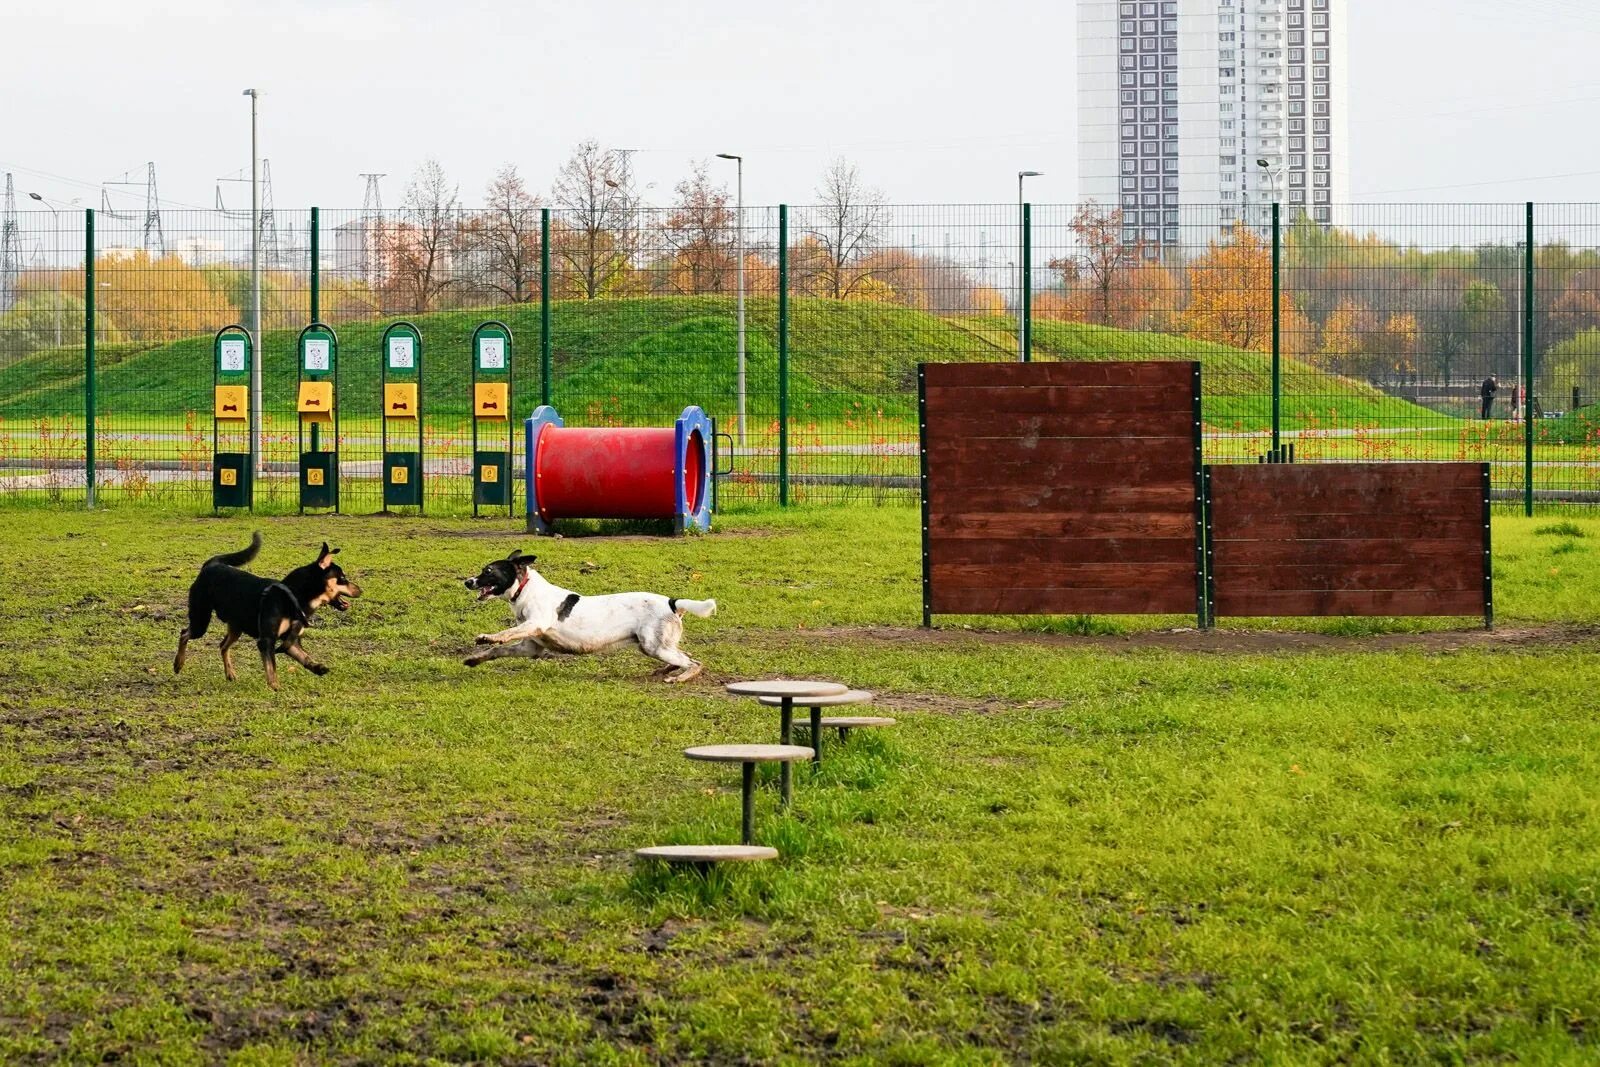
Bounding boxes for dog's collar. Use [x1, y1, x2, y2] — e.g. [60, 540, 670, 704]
[510, 572, 531, 603]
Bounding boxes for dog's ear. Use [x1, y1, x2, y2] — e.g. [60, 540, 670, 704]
[508, 549, 536, 571]
[316, 542, 339, 568]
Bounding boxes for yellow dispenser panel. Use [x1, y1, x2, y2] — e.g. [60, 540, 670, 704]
[298, 381, 335, 418]
[384, 383, 419, 418]
[474, 382, 509, 419]
[214, 385, 248, 420]
[480, 463, 499, 483]
[390, 465, 409, 484]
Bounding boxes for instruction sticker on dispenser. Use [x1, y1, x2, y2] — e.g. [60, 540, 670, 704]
[387, 335, 415, 370]
[303, 339, 331, 373]
[477, 336, 506, 371]
[219, 339, 247, 373]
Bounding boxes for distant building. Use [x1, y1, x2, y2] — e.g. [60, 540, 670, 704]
[1077, 0, 1349, 249]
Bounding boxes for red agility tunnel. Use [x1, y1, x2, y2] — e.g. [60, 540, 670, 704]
[524, 405, 714, 535]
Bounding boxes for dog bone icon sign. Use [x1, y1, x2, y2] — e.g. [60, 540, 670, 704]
[306, 398, 321, 406]
[391, 400, 409, 411]
[481, 400, 499, 411]
[223, 403, 239, 413]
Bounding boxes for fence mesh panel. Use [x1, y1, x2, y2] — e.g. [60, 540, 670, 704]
[4, 201, 1600, 512]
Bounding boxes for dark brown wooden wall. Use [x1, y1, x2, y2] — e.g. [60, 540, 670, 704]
[1206, 463, 1491, 620]
[920, 361, 1203, 622]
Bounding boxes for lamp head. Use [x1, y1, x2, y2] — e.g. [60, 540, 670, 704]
[716, 153, 741, 161]
[1019, 170, 1043, 178]
[28, 192, 43, 202]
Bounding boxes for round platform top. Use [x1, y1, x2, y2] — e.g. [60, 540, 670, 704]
[725, 679, 849, 699]
[818, 716, 897, 728]
[635, 845, 778, 863]
[758, 689, 874, 708]
[684, 744, 816, 763]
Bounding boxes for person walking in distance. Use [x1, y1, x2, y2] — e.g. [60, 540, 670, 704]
[1480, 374, 1499, 419]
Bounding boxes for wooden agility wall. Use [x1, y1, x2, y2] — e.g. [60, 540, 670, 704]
[919, 361, 1204, 625]
[1205, 462, 1492, 623]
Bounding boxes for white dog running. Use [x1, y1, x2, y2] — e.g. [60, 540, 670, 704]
[463, 550, 716, 682]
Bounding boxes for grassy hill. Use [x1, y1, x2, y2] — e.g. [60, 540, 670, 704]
[0, 297, 1438, 432]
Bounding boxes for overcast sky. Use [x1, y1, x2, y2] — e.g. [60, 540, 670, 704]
[8, 0, 1600, 215]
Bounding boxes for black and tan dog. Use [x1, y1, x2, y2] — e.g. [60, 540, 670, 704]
[173, 533, 362, 690]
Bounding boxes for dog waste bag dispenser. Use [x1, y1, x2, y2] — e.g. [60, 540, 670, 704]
[212, 325, 253, 510]
[471, 321, 514, 515]
[381, 321, 423, 510]
[297, 323, 339, 512]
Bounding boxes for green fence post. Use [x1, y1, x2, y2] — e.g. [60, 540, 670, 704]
[1272, 202, 1282, 452]
[1525, 202, 1535, 517]
[778, 204, 790, 507]
[540, 207, 552, 406]
[84, 208, 96, 509]
[1021, 202, 1033, 363]
[309, 206, 320, 323]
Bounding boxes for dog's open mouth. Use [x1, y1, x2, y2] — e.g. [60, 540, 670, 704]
[476, 586, 497, 602]
[331, 595, 351, 611]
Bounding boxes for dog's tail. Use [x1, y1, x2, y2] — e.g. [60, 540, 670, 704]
[206, 531, 263, 570]
[669, 597, 717, 619]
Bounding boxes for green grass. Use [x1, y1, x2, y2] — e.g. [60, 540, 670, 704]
[0, 297, 1442, 435]
[3, 504, 1600, 1061]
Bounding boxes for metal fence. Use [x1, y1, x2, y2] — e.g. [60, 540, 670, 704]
[1, 201, 1596, 512]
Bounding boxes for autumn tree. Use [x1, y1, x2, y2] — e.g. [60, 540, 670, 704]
[58, 251, 233, 341]
[663, 161, 735, 295]
[1179, 223, 1287, 352]
[464, 164, 542, 303]
[799, 158, 890, 299]
[1316, 299, 1373, 374]
[387, 159, 460, 313]
[551, 141, 637, 299]
[1048, 202, 1150, 328]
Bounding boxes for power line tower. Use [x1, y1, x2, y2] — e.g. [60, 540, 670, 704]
[360, 172, 385, 288]
[0, 173, 19, 313]
[104, 163, 165, 255]
[259, 159, 279, 269]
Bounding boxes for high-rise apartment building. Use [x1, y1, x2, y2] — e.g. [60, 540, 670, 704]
[1077, 0, 1349, 249]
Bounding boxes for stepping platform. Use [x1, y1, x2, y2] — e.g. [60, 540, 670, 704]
[756, 689, 875, 709]
[726, 679, 849, 699]
[684, 744, 816, 844]
[756, 690, 876, 762]
[635, 844, 778, 864]
[684, 744, 816, 764]
[819, 715, 897, 741]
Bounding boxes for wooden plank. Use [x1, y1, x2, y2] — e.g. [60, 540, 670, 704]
[1211, 588, 1486, 618]
[924, 409, 1196, 440]
[929, 562, 1196, 591]
[931, 511, 1199, 539]
[926, 436, 1194, 470]
[1208, 485, 1484, 518]
[1212, 563, 1483, 593]
[925, 385, 1193, 417]
[929, 483, 1196, 513]
[931, 586, 1199, 616]
[1210, 538, 1481, 567]
[924, 361, 1196, 389]
[1209, 510, 1485, 542]
[1207, 462, 1482, 495]
[932, 454, 1195, 490]
[928, 535, 1197, 566]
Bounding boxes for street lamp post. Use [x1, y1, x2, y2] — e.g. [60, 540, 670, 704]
[1017, 171, 1042, 362]
[26, 192, 62, 346]
[243, 88, 262, 477]
[1255, 158, 1284, 227]
[716, 153, 746, 445]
